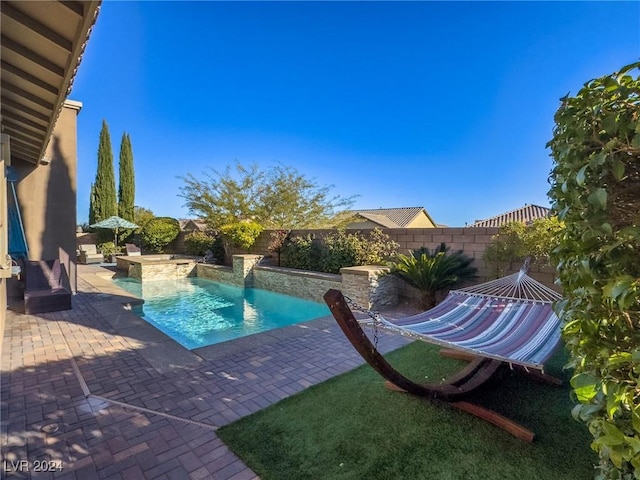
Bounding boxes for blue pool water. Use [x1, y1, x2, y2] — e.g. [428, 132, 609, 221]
[112, 277, 330, 349]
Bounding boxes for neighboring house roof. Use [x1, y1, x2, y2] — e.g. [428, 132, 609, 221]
[348, 207, 437, 229]
[1, 1, 102, 165]
[179, 219, 207, 231]
[470, 204, 551, 228]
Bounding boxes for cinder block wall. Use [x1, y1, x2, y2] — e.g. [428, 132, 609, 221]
[231, 227, 559, 291]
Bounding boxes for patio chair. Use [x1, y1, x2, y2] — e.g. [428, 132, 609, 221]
[324, 260, 563, 443]
[24, 259, 72, 314]
[78, 244, 104, 264]
[125, 243, 141, 256]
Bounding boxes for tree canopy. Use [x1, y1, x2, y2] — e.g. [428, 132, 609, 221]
[178, 162, 357, 230]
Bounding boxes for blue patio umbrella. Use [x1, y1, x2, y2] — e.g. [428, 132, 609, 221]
[89, 216, 139, 249]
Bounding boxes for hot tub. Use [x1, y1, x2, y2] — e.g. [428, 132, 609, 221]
[116, 254, 198, 281]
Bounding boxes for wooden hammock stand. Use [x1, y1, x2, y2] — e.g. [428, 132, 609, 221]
[323, 288, 562, 443]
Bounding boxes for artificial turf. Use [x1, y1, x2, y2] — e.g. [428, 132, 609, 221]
[218, 341, 597, 480]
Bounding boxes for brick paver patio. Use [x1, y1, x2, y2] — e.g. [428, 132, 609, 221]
[1, 266, 410, 479]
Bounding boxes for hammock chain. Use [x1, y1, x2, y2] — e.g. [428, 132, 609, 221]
[343, 295, 381, 350]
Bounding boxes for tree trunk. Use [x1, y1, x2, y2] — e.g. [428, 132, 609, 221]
[421, 290, 437, 310]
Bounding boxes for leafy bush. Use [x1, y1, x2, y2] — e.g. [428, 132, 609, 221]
[210, 236, 226, 264]
[389, 243, 477, 309]
[140, 217, 180, 253]
[483, 218, 564, 277]
[547, 61, 640, 479]
[134, 206, 155, 228]
[281, 234, 317, 271]
[282, 228, 399, 274]
[220, 221, 263, 251]
[184, 231, 215, 256]
[98, 241, 117, 255]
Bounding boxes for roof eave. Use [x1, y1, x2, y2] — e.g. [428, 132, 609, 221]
[37, 1, 101, 164]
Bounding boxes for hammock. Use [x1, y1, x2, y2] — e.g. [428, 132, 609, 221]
[323, 263, 564, 442]
[363, 269, 563, 370]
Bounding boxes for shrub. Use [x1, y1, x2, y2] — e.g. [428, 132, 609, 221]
[281, 234, 317, 271]
[547, 61, 640, 479]
[320, 230, 362, 273]
[282, 228, 399, 274]
[184, 231, 215, 256]
[389, 243, 477, 309]
[140, 217, 180, 253]
[98, 241, 117, 256]
[220, 221, 263, 251]
[483, 218, 564, 277]
[210, 236, 226, 264]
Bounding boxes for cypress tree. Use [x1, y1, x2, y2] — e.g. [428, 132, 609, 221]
[92, 120, 117, 242]
[117, 133, 135, 244]
[117, 133, 135, 221]
[88, 183, 96, 225]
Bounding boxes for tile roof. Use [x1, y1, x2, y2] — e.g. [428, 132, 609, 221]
[179, 219, 207, 231]
[470, 204, 551, 228]
[355, 207, 428, 228]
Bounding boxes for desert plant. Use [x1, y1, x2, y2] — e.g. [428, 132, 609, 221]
[389, 243, 477, 309]
[140, 217, 180, 253]
[179, 162, 356, 230]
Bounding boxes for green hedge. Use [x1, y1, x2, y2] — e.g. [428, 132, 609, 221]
[547, 61, 640, 479]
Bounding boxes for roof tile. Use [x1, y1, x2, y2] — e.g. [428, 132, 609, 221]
[470, 204, 551, 227]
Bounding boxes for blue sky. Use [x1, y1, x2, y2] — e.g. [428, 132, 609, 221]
[71, 1, 640, 227]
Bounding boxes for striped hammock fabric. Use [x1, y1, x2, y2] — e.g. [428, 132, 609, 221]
[368, 269, 563, 370]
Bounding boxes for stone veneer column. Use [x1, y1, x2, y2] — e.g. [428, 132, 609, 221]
[232, 255, 263, 287]
[340, 266, 399, 309]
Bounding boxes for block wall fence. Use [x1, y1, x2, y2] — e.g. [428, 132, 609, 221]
[228, 227, 560, 292]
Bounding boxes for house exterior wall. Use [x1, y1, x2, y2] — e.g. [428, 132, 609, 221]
[407, 213, 436, 228]
[13, 101, 81, 293]
[345, 220, 381, 229]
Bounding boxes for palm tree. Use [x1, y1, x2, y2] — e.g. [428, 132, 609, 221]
[389, 243, 477, 310]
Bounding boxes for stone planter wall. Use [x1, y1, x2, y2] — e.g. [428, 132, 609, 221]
[199, 256, 393, 308]
[197, 264, 236, 285]
[227, 227, 560, 293]
[197, 255, 263, 287]
[253, 266, 341, 303]
[340, 266, 399, 310]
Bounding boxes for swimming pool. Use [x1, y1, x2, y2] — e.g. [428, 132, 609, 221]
[112, 277, 330, 349]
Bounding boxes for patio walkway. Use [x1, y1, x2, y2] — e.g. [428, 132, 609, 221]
[1, 266, 411, 479]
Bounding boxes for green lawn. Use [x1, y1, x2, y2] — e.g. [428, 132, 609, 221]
[218, 342, 596, 480]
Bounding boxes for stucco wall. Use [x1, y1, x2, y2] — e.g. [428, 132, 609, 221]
[13, 101, 81, 292]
